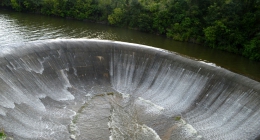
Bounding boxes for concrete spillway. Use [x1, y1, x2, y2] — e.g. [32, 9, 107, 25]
[0, 39, 260, 140]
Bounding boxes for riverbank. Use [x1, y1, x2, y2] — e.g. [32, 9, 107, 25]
[1, 0, 260, 61]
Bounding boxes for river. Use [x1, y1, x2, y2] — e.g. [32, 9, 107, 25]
[0, 9, 260, 81]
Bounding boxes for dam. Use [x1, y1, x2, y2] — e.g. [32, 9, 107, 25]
[0, 39, 259, 140]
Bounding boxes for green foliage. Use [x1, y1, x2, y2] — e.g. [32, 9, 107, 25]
[243, 37, 260, 61]
[204, 21, 229, 48]
[10, 0, 21, 11]
[152, 10, 171, 34]
[68, 0, 92, 20]
[0, 0, 11, 7]
[0, 129, 6, 140]
[108, 8, 124, 25]
[40, 0, 55, 15]
[137, 13, 153, 32]
[1, 0, 260, 61]
[22, 0, 42, 12]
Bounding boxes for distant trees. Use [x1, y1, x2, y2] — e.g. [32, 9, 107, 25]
[1, 0, 259, 61]
[202, 0, 260, 60]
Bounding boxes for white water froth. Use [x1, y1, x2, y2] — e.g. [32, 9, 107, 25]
[198, 60, 218, 67]
[108, 93, 162, 140]
[0, 40, 259, 140]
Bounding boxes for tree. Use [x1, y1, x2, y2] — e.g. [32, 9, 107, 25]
[10, 0, 21, 11]
[108, 8, 124, 25]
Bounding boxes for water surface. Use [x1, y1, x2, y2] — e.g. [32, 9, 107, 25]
[0, 9, 259, 81]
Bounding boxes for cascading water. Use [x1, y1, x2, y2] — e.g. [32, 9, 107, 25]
[0, 39, 259, 140]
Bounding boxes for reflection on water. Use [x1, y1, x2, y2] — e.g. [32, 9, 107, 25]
[0, 9, 260, 81]
[0, 11, 118, 45]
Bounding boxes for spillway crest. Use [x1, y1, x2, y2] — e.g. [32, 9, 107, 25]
[0, 39, 260, 140]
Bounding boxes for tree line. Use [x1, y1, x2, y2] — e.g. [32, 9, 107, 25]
[1, 0, 260, 61]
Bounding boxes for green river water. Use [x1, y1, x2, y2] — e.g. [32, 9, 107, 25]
[0, 9, 259, 81]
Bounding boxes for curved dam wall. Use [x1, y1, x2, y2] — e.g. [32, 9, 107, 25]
[0, 39, 259, 140]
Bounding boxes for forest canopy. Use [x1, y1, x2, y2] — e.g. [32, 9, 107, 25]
[1, 0, 260, 61]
